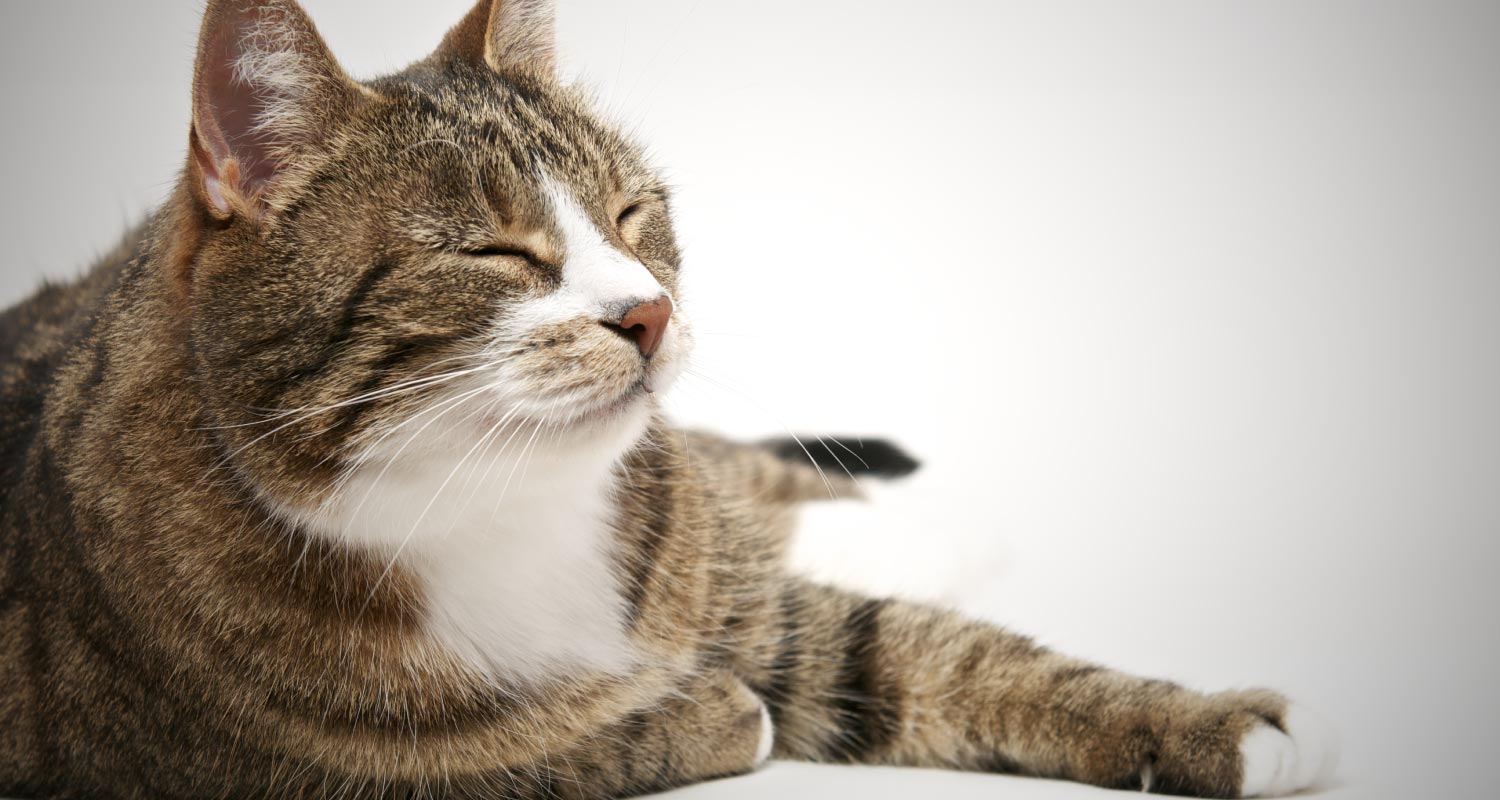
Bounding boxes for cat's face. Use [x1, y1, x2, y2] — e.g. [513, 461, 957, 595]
[181, 1, 691, 517]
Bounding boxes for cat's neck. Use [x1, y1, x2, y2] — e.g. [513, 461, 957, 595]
[292, 403, 658, 684]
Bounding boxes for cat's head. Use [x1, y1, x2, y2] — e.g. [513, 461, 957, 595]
[176, 0, 691, 521]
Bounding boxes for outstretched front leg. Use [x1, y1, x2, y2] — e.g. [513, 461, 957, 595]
[742, 578, 1337, 798]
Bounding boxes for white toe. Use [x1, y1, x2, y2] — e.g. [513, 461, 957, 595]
[1240, 722, 1295, 797]
[1239, 703, 1340, 797]
[1283, 704, 1340, 790]
[753, 703, 775, 766]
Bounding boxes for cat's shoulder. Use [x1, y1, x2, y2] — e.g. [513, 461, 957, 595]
[1, 223, 146, 371]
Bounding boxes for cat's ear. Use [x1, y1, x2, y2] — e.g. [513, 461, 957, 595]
[434, 0, 557, 79]
[189, 0, 364, 220]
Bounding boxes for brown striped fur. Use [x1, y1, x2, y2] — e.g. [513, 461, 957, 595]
[0, 2, 1327, 798]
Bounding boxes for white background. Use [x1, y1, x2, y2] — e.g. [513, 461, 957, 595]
[3, 2, 1498, 798]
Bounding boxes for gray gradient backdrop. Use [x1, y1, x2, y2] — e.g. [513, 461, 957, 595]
[2, 2, 1497, 799]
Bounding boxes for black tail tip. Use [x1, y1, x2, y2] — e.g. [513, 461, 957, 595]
[765, 436, 921, 479]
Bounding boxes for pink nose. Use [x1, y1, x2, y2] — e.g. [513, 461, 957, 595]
[607, 296, 673, 358]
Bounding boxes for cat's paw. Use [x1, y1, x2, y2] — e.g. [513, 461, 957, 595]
[1237, 703, 1339, 797]
[664, 671, 777, 781]
[1149, 690, 1338, 798]
[726, 677, 775, 768]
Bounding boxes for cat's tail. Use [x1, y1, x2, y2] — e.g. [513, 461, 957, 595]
[678, 430, 919, 503]
[761, 436, 919, 478]
[760, 435, 920, 502]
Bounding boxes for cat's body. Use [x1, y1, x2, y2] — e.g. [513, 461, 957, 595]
[0, 1, 1336, 798]
[0, 219, 805, 797]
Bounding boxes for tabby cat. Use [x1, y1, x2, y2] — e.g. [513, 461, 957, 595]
[0, 1, 1338, 798]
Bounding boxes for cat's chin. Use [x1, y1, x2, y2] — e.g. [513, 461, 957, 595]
[572, 386, 650, 428]
[476, 380, 654, 438]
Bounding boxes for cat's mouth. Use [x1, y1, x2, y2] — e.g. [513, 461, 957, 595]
[467, 321, 688, 435]
[540, 346, 686, 429]
[473, 374, 653, 433]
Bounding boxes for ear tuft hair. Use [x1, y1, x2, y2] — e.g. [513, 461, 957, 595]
[232, 8, 325, 139]
[189, 0, 362, 219]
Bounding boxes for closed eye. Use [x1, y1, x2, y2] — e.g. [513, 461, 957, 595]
[455, 245, 557, 274]
[458, 245, 539, 261]
[616, 203, 644, 228]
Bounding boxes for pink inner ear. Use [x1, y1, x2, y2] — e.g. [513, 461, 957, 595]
[190, 121, 232, 216]
[193, 8, 289, 210]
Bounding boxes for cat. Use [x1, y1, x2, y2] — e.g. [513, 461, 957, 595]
[0, 1, 1338, 798]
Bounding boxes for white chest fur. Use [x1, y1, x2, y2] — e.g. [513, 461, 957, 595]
[413, 483, 636, 684]
[302, 420, 645, 686]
